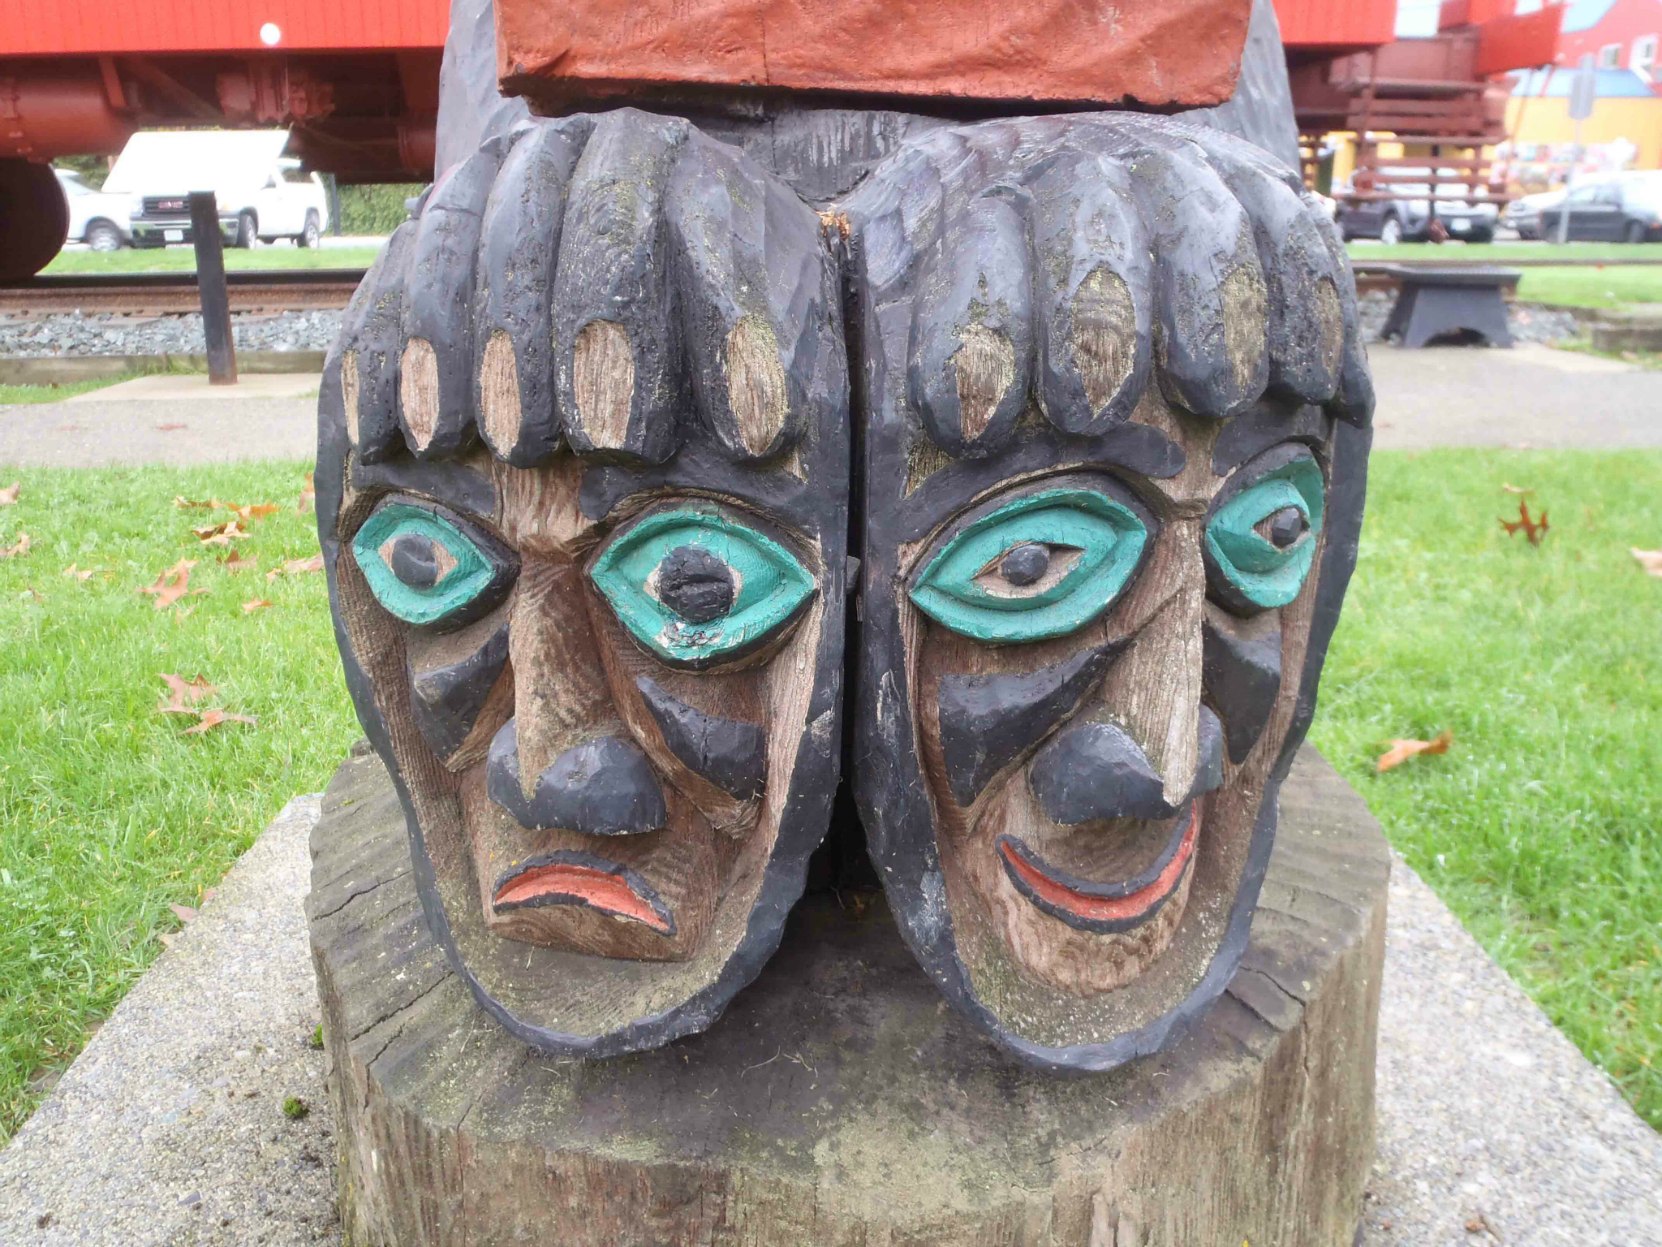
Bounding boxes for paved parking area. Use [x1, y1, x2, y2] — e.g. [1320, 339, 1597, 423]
[1369, 343, 1662, 450]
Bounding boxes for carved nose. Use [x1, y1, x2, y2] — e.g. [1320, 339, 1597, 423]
[486, 719, 667, 835]
[1028, 707, 1224, 825]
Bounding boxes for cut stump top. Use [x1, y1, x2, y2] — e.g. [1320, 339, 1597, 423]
[309, 746, 1389, 1246]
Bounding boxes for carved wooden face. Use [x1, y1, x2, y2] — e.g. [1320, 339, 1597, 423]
[317, 110, 847, 1056]
[318, 108, 1371, 1069]
[846, 116, 1374, 1068]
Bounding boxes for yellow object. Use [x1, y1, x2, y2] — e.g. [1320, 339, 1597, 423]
[1506, 95, 1662, 170]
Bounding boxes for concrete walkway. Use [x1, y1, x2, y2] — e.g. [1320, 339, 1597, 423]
[1369, 343, 1662, 451]
[0, 374, 320, 468]
[0, 793, 1656, 1246]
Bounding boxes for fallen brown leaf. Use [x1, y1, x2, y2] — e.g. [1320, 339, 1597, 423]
[173, 496, 220, 510]
[182, 708, 257, 735]
[156, 422, 187, 432]
[266, 553, 324, 580]
[1500, 500, 1548, 546]
[1632, 548, 1662, 578]
[169, 903, 199, 925]
[1377, 729, 1454, 774]
[192, 519, 249, 547]
[297, 472, 315, 513]
[1, 532, 31, 558]
[242, 598, 274, 614]
[140, 558, 203, 610]
[61, 564, 96, 581]
[1500, 483, 1533, 496]
[232, 502, 280, 522]
[221, 551, 258, 573]
[157, 673, 217, 714]
[0, 481, 18, 506]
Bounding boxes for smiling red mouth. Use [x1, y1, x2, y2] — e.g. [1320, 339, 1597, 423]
[997, 804, 1200, 934]
[491, 852, 676, 936]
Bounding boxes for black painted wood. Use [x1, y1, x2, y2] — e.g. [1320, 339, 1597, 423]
[188, 193, 237, 387]
[844, 112, 1374, 1070]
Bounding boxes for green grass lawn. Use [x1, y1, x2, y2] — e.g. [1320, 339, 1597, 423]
[1511, 268, 1662, 311]
[0, 463, 359, 1141]
[1310, 449, 1662, 1129]
[1347, 240, 1662, 309]
[1348, 241, 1661, 263]
[43, 246, 384, 276]
[0, 377, 143, 406]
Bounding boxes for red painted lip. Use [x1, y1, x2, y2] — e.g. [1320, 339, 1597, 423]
[997, 805, 1200, 934]
[491, 853, 675, 936]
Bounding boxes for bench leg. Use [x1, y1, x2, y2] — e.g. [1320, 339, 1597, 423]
[1382, 287, 1414, 343]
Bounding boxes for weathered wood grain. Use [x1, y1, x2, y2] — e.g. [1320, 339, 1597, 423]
[495, 0, 1253, 113]
[310, 743, 1387, 1247]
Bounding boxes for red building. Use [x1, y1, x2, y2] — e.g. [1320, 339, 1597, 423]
[1552, 0, 1661, 88]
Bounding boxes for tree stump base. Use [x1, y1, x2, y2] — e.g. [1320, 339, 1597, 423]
[309, 746, 1388, 1246]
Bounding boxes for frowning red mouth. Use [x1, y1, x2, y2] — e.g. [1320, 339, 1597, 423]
[996, 804, 1200, 934]
[491, 852, 676, 936]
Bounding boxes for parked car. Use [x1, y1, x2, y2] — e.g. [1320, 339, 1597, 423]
[1535, 171, 1662, 243]
[105, 130, 330, 250]
[1501, 187, 1568, 240]
[53, 168, 133, 251]
[1335, 170, 1500, 244]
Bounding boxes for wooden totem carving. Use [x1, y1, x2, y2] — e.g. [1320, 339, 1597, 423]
[317, 0, 1374, 1069]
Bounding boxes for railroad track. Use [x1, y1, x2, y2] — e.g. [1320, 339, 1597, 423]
[2, 255, 1656, 315]
[0, 268, 367, 317]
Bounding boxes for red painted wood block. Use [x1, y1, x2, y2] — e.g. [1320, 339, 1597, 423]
[496, 0, 1254, 108]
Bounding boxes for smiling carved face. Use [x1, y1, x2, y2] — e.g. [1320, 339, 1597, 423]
[846, 114, 1373, 1068]
[907, 403, 1336, 1004]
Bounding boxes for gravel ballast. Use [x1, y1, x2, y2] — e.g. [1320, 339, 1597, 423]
[0, 296, 1582, 361]
[0, 311, 344, 359]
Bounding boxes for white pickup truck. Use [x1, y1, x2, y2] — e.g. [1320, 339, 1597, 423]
[109, 130, 330, 250]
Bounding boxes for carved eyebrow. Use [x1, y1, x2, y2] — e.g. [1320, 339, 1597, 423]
[578, 441, 820, 531]
[1210, 402, 1330, 477]
[350, 456, 498, 519]
[898, 425, 1182, 543]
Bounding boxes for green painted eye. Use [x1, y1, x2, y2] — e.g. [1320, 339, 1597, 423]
[909, 489, 1150, 643]
[1204, 454, 1325, 611]
[351, 500, 516, 630]
[590, 508, 816, 668]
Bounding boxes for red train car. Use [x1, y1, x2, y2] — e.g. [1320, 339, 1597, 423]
[0, 0, 448, 276]
[1, 0, 1404, 279]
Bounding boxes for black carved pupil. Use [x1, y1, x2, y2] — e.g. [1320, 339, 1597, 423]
[1266, 507, 1307, 549]
[999, 542, 1051, 587]
[657, 545, 735, 624]
[390, 533, 441, 588]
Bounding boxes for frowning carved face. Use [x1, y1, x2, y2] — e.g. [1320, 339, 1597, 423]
[846, 115, 1373, 1069]
[318, 109, 847, 1056]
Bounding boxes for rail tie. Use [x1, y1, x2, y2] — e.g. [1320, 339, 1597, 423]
[0, 269, 367, 317]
